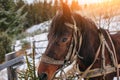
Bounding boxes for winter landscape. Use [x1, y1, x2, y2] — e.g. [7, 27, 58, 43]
[0, 0, 120, 80]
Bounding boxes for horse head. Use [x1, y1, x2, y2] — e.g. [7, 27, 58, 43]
[38, 3, 100, 80]
[37, 3, 77, 80]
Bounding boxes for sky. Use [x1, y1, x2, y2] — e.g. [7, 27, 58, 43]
[26, 0, 104, 4]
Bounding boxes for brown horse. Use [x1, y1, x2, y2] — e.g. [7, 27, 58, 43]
[38, 3, 120, 80]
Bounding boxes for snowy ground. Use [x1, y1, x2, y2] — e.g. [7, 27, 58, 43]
[96, 15, 120, 32]
[26, 20, 51, 34]
[0, 15, 120, 80]
[0, 69, 7, 80]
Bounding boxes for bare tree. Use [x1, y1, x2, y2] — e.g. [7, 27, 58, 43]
[89, 0, 120, 32]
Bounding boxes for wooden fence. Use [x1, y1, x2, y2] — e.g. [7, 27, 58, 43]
[0, 40, 47, 80]
[0, 52, 24, 80]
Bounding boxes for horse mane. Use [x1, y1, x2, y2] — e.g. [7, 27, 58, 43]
[72, 13, 101, 68]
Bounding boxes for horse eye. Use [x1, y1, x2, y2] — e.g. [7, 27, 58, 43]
[62, 38, 68, 42]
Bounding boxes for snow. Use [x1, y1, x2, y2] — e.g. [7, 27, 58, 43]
[26, 20, 51, 34]
[14, 33, 48, 53]
[0, 69, 8, 80]
[96, 15, 120, 32]
[0, 15, 120, 80]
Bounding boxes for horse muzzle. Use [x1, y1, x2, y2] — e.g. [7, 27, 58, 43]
[38, 73, 48, 80]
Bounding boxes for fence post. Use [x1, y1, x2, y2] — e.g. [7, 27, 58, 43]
[5, 52, 18, 80]
[32, 41, 36, 79]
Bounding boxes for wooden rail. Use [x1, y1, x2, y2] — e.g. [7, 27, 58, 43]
[0, 56, 24, 71]
[0, 52, 24, 80]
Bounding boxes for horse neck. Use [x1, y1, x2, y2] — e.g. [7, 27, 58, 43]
[78, 21, 100, 67]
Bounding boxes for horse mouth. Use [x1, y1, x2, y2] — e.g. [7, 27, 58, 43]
[38, 73, 48, 80]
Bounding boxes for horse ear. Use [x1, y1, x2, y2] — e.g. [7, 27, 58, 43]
[62, 3, 71, 19]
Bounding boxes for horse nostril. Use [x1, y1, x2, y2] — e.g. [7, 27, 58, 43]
[38, 73, 48, 80]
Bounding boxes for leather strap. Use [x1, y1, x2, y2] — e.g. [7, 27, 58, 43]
[41, 54, 64, 65]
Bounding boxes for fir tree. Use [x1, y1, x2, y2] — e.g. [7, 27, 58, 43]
[0, 32, 12, 63]
[21, 0, 58, 27]
[0, 0, 27, 63]
[0, 0, 27, 37]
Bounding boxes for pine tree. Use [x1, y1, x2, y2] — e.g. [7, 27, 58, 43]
[0, 0, 27, 37]
[0, 32, 12, 63]
[14, 0, 59, 28]
[21, 0, 58, 27]
[0, 0, 27, 63]
[52, 0, 59, 16]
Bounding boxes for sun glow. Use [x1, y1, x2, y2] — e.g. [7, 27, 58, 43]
[27, 0, 111, 4]
[71, 0, 112, 4]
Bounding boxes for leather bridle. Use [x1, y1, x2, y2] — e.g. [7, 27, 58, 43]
[40, 16, 82, 66]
